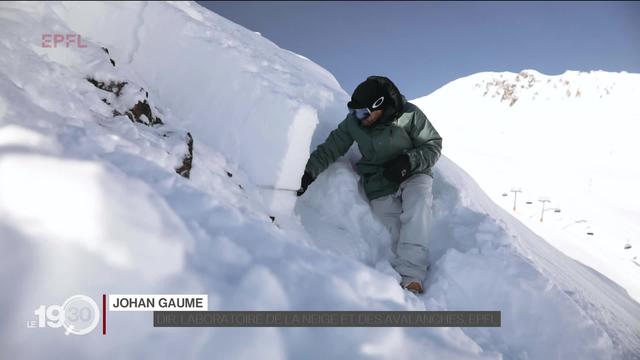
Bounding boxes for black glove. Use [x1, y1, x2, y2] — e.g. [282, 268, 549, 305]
[383, 154, 411, 183]
[296, 172, 315, 197]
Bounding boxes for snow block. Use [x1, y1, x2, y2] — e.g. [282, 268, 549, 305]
[57, 1, 348, 195]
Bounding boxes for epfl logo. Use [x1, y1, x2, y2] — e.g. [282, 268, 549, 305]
[41, 33, 88, 48]
[28, 295, 100, 336]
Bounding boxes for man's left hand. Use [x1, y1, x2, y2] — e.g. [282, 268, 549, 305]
[383, 154, 411, 183]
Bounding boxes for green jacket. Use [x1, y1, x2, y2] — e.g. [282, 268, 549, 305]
[305, 101, 442, 200]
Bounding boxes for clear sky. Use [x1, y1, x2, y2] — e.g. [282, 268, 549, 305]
[198, 1, 640, 99]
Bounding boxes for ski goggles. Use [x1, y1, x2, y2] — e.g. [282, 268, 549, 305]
[348, 96, 385, 121]
[349, 107, 371, 120]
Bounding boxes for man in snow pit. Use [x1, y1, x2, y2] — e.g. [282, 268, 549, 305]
[297, 76, 442, 294]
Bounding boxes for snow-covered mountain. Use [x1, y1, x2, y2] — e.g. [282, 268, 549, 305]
[1, 2, 639, 359]
[414, 70, 640, 302]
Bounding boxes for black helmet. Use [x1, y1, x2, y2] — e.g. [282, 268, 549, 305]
[348, 77, 387, 111]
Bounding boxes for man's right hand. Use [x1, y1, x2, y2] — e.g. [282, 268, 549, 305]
[296, 172, 315, 197]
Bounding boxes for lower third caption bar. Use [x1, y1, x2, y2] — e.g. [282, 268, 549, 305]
[154, 311, 501, 327]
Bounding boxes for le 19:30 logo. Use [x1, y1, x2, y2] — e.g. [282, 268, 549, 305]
[28, 295, 100, 336]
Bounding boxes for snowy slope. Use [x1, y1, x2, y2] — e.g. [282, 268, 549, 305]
[413, 70, 640, 303]
[1, 2, 639, 359]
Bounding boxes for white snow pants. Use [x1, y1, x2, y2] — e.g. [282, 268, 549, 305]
[370, 174, 433, 282]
